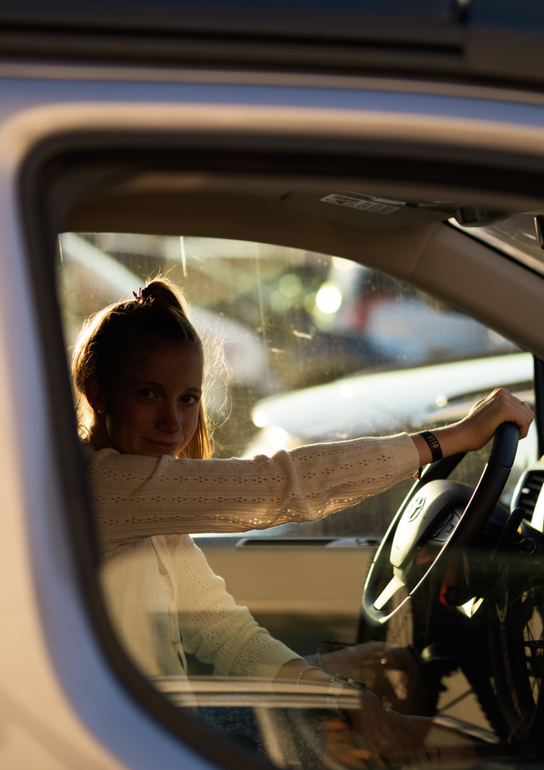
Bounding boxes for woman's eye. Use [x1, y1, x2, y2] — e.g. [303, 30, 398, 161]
[181, 394, 199, 405]
[136, 388, 157, 401]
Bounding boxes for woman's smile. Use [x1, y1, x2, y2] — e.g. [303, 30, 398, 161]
[144, 438, 183, 455]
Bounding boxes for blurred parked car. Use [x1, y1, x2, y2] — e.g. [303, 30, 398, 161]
[247, 353, 533, 450]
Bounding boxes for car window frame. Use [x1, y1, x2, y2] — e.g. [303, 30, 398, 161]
[17, 106, 544, 766]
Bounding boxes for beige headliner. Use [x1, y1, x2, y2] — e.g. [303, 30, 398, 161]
[68, 174, 544, 360]
[0, 99, 539, 356]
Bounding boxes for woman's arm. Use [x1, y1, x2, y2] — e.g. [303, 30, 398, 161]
[88, 431, 419, 551]
[171, 535, 301, 681]
[88, 389, 533, 552]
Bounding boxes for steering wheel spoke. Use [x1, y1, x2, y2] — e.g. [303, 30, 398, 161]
[373, 573, 407, 610]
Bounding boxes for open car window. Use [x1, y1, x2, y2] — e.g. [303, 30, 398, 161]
[59, 231, 533, 541]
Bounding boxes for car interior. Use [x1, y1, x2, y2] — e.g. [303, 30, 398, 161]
[28, 133, 544, 768]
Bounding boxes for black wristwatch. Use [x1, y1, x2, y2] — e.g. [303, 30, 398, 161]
[326, 675, 366, 721]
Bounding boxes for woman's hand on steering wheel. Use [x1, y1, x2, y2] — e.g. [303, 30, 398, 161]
[411, 388, 534, 465]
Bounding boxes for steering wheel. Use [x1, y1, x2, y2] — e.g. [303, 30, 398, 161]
[362, 422, 520, 626]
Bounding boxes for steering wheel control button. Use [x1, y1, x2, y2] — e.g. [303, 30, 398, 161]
[431, 514, 451, 538]
[446, 519, 457, 534]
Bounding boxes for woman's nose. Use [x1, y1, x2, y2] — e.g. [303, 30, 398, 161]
[157, 402, 181, 432]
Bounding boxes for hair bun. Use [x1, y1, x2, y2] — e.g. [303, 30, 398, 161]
[141, 284, 156, 301]
[133, 280, 184, 313]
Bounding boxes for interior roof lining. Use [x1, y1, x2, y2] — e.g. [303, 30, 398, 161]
[66, 174, 544, 359]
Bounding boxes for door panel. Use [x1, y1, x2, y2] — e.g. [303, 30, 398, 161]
[200, 537, 378, 654]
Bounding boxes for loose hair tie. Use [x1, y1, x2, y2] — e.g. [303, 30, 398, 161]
[132, 285, 155, 303]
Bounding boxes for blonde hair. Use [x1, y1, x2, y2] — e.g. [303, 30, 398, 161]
[72, 278, 212, 459]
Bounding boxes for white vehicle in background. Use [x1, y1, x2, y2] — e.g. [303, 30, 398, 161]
[248, 353, 535, 453]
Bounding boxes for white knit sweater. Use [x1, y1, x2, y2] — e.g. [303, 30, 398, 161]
[84, 434, 419, 689]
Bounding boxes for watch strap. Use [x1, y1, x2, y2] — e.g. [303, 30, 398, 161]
[419, 430, 443, 462]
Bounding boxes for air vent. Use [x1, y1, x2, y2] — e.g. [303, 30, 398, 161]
[515, 470, 544, 517]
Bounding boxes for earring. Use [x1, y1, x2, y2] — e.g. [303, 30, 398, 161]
[96, 409, 103, 414]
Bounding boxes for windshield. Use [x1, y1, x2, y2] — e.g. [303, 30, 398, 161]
[451, 212, 544, 276]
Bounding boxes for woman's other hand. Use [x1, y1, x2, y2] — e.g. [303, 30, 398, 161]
[411, 388, 534, 466]
[320, 642, 426, 716]
[347, 690, 438, 767]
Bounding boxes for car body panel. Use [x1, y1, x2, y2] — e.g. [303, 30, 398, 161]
[2, 0, 544, 88]
[202, 539, 376, 648]
[1, 51, 544, 770]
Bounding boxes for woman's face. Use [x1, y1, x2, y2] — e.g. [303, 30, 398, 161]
[97, 341, 203, 458]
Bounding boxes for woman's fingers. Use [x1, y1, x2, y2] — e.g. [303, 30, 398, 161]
[464, 388, 534, 446]
[323, 719, 372, 768]
[425, 738, 441, 766]
[320, 641, 427, 716]
[392, 721, 434, 768]
[421, 388, 535, 460]
[349, 691, 434, 767]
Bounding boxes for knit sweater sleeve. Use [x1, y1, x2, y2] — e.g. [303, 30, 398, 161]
[170, 535, 300, 680]
[85, 433, 419, 552]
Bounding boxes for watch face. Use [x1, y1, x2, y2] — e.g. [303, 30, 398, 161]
[328, 679, 345, 696]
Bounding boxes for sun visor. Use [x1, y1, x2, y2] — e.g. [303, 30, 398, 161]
[282, 190, 455, 230]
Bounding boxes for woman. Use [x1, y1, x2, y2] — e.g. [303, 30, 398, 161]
[74, 279, 533, 767]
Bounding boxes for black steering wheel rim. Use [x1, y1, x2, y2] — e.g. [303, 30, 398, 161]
[362, 422, 520, 626]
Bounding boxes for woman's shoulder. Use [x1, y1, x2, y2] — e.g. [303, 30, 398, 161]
[79, 441, 180, 480]
[79, 439, 117, 461]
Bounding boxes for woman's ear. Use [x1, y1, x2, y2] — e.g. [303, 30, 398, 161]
[85, 376, 105, 415]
